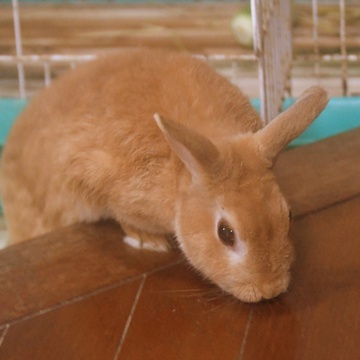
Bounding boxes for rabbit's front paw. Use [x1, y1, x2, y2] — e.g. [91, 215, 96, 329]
[122, 224, 171, 252]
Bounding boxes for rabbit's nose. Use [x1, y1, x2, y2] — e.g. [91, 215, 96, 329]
[259, 273, 291, 300]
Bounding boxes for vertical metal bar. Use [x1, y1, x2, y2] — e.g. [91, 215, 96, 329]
[287, 1, 293, 97]
[251, 0, 267, 122]
[283, 0, 292, 97]
[11, 0, 26, 98]
[231, 61, 236, 81]
[44, 62, 51, 87]
[339, 0, 348, 96]
[312, 0, 320, 83]
[269, 0, 278, 120]
[273, 0, 282, 115]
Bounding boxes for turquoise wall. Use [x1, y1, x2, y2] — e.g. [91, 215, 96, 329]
[1, 97, 359, 148]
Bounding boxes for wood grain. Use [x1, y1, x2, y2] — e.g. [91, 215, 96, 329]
[0, 220, 179, 325]
[241, 196, 360, 360]
[118, 263, 252, 360]
[275, 127, 360, 217]
[0, 280, 143, 360]
[0, 3, 247, 56]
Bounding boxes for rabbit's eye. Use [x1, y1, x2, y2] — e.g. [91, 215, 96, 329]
[217, 220, 235, 247]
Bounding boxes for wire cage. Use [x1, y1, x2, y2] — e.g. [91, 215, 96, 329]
[252, 0, 360, 124]
[0, 0, 360, 141]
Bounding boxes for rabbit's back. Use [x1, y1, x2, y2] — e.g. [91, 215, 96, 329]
[3, 50, 262, 172]
[1, 49, 262, 243]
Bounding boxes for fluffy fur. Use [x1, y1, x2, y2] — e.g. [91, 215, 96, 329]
[0, 49, 329, 302]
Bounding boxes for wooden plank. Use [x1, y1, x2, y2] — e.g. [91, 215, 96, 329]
[0, 280, 142, 360]
[118, 263, 251, 360]
[0, 221, 179, 325]
[1, 3, 359, 56]
[275, 127, 360, 217]
[0, 3, 244, 55]
[241, 195, 360, 360]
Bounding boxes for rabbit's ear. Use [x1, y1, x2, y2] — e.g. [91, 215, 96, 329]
[154, 114, 220, 181]
[255, 86, 329, 163]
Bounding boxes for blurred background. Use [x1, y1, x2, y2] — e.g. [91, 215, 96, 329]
[1, 0, 360, 99]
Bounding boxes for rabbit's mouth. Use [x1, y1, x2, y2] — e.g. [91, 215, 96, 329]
[229, 272, 291, 303]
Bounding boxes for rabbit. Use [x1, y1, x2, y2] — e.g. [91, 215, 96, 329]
[0, 49, 329, 302]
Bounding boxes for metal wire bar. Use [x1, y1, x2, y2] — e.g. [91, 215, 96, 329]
[11, 0, 26, 99]
[0, 54, 98, 65]
[339, 0, 348, 96]
[312, 0, 320, 83]
[44, 62, 52, 87]
[0, 53, 256, 66]
[297, 54, 360, 62]
[251, 0, 267, 121]
[282, 0, 292, 97]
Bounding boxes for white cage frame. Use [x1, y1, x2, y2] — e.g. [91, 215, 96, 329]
[251, 0, 292, 123]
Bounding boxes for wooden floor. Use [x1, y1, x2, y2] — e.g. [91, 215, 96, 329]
[0, 127, 360, 360]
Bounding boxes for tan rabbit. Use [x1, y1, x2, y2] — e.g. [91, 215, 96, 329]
[0, 49, 329, 302]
